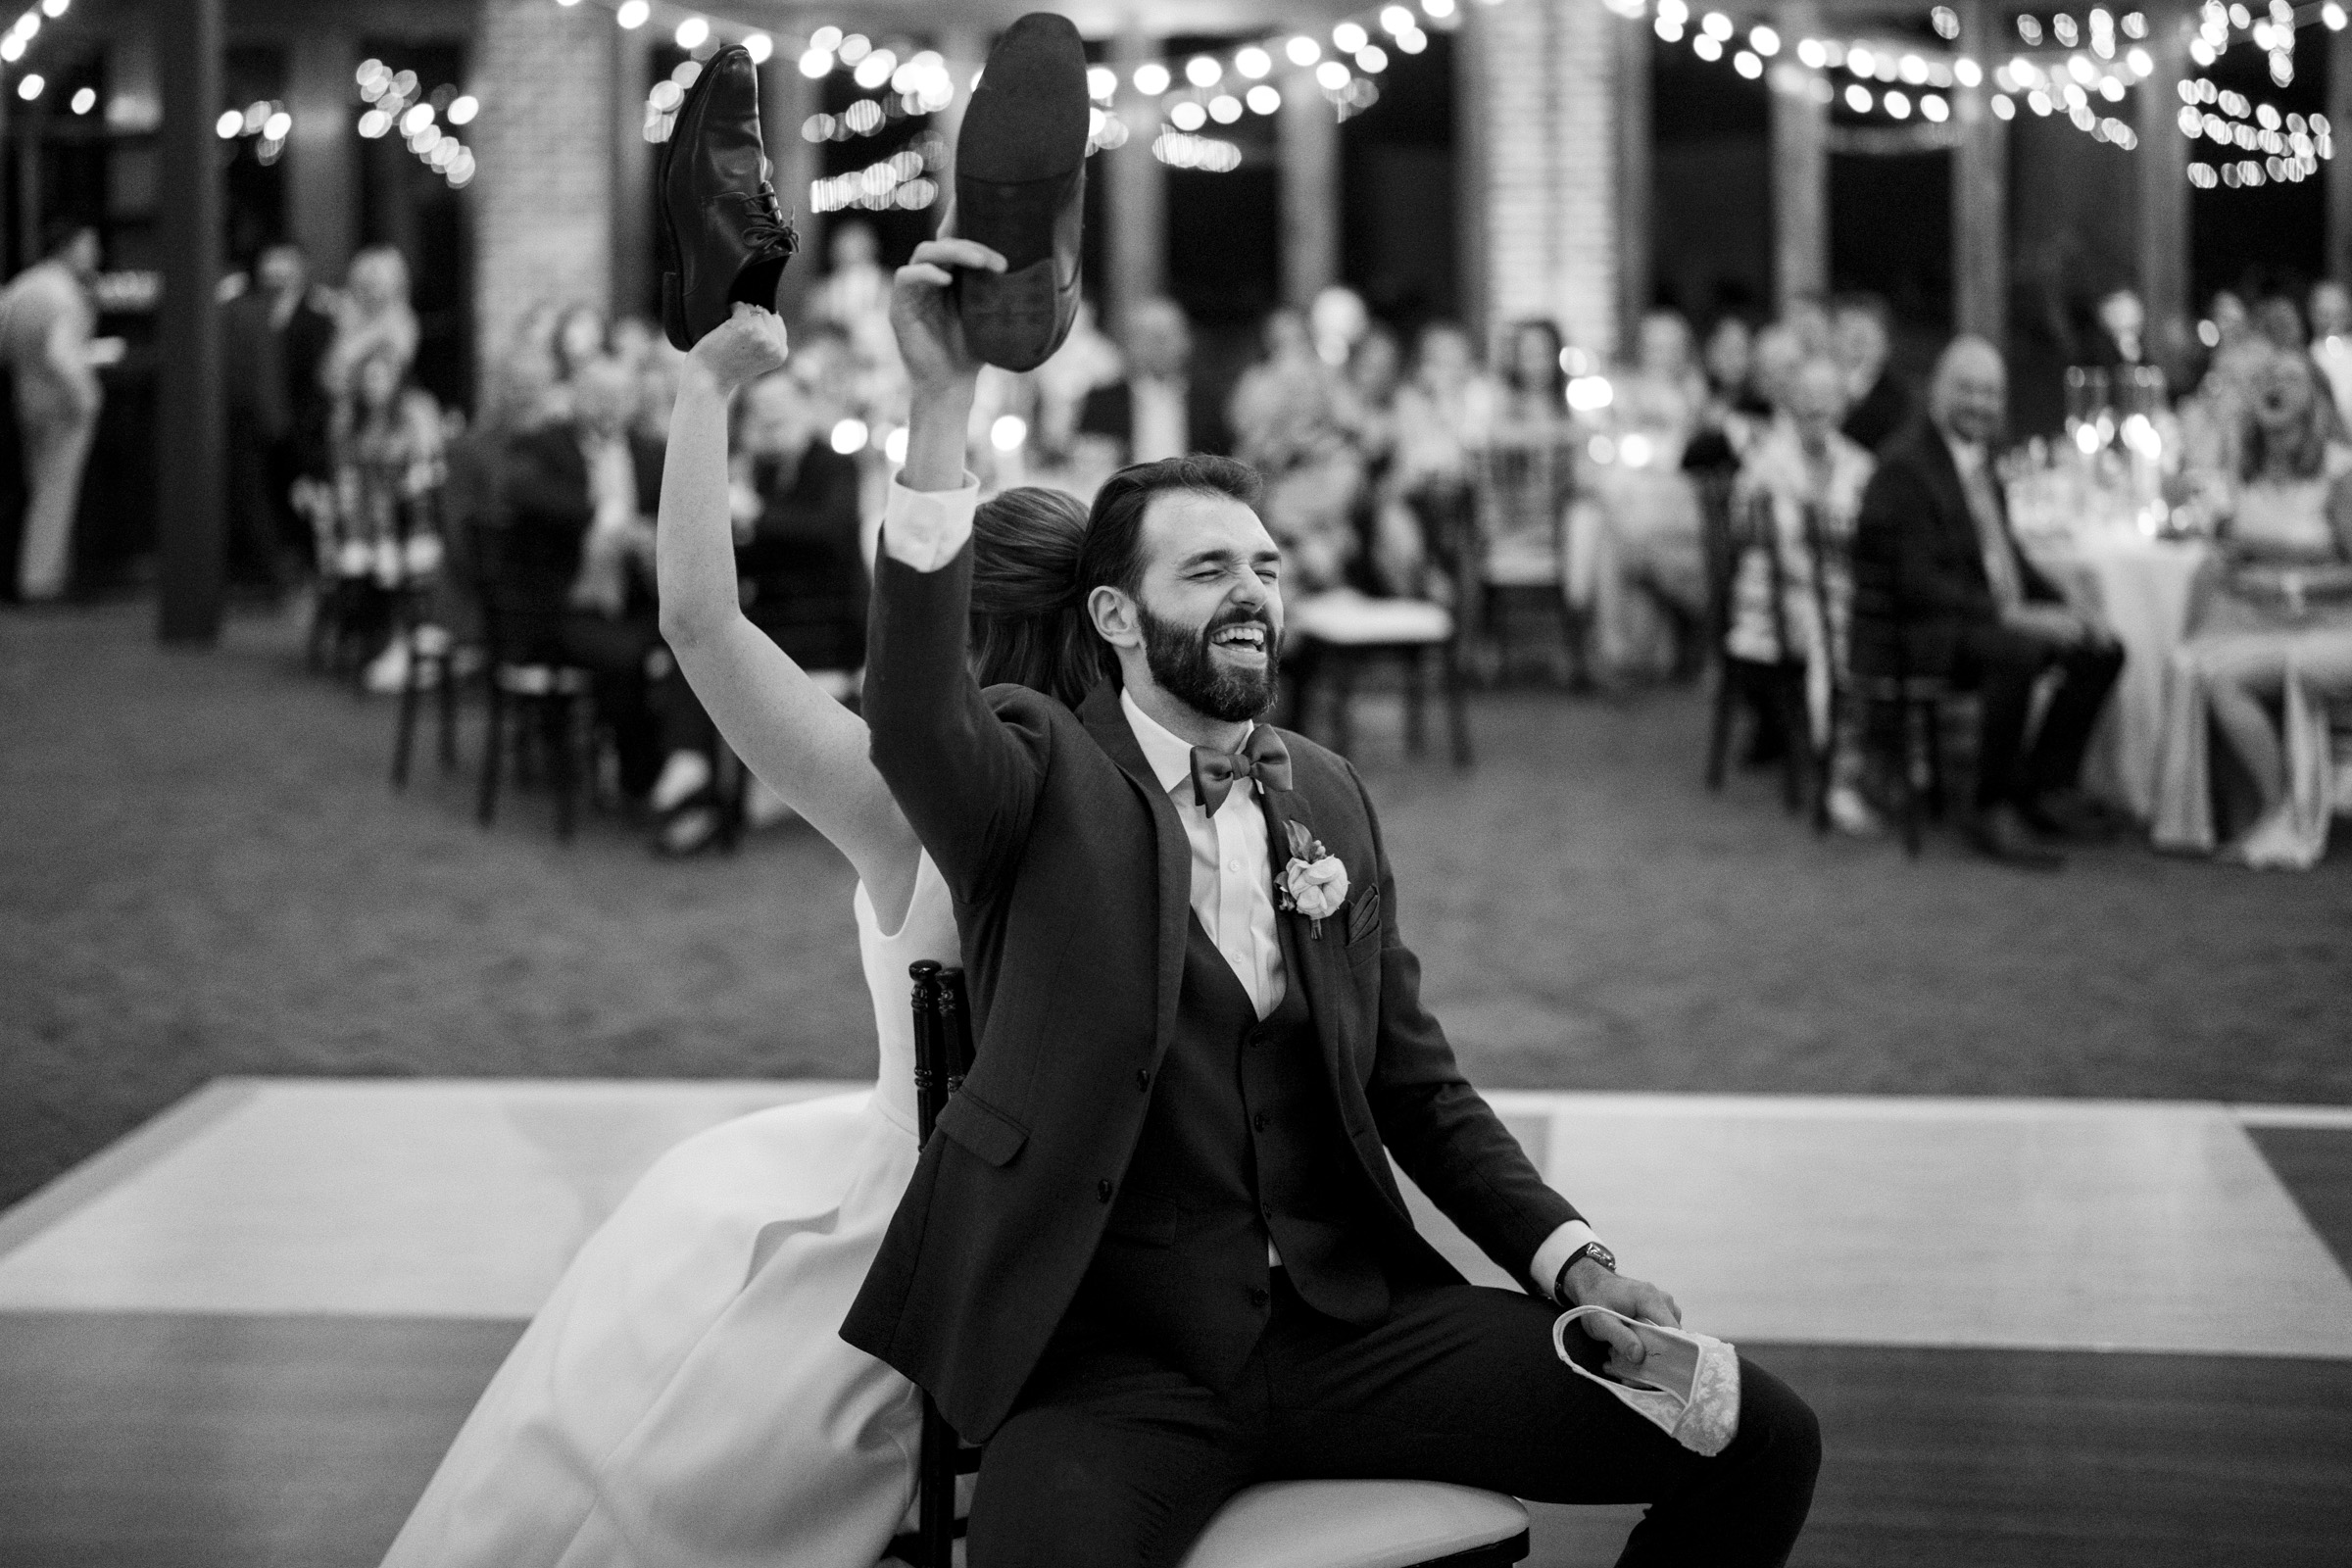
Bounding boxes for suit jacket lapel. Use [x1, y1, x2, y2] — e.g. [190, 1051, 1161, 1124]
[1080, 685, 1193, 1070]
[1256, 779, 1355, 1098]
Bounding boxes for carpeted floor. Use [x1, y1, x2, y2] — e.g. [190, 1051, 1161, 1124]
[4, 601, 2348, 1209]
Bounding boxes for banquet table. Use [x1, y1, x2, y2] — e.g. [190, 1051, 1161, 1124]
[2022, 531, 2213, 819]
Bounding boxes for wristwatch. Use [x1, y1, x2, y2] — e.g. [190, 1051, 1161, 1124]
[1552, 1241, 1617, 1305]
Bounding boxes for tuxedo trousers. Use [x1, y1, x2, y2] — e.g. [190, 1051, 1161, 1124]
[966, 1271, 1820, 1568]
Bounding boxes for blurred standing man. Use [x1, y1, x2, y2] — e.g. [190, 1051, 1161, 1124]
[1078, 296, 1230, 464]
[1831, 296, 1911, 455]
[221, 243, 335, 591]
[1853, 337, 2126, 870]
[4, 222, 103, 602]
[2306, 280, 2352, 431]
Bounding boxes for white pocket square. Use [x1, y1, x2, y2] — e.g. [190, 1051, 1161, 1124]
[1550, 1305, 1742, 1457]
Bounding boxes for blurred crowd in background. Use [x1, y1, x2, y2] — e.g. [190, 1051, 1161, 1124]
[8, 218, 2349, 865]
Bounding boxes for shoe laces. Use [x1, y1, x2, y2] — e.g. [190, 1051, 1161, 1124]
[737, 180, 800, 258]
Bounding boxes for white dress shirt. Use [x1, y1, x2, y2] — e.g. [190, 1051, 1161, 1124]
[881, 476, 1602, 1298]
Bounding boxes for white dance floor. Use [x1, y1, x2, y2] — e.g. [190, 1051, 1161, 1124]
[0, 1078, 2345, 1361]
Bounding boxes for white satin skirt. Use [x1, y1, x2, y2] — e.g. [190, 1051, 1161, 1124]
[381, 1090, 922, 1568]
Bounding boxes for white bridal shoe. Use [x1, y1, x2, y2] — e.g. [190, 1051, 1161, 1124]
[1550, 1305, 1742, 1457]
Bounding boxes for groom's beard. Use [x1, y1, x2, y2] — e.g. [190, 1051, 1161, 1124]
[1136, 601, 1281, 724]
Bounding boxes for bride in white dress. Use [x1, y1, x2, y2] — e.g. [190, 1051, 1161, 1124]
[385, 274, 1086, 1567]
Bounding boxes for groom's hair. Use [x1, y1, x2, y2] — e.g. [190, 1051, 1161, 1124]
[1076, 455, 1262, 608]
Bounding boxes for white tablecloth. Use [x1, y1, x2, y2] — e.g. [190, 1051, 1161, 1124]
[2025, 534, 2212, 818]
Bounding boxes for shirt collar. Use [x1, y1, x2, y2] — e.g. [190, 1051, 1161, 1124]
[1120, 685, 1253, 802]
[1940, 428, 1986, 476]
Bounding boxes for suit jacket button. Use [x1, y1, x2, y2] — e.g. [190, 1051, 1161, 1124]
[1097, 1179, 1114, 1202]
[1251, 1111, 1269, 1133]
[1135, 1068, 1151, 1091]
[1249, 1287, 1271, 1308]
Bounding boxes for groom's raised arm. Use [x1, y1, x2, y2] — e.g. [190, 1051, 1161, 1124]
[863, 236, 1050, 906]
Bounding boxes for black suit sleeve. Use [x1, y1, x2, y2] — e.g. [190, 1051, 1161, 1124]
[1348, 761, 1581, 1287]
[864, 540, 1054, 906]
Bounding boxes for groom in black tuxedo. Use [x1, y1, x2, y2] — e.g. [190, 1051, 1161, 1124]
[842, 237, 1821, 1567]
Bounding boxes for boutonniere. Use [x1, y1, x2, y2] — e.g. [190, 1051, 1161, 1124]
[1274, 820, 1348, 938]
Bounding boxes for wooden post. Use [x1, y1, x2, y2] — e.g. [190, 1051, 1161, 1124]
[1771, 0, 1828, 313]
[2331, 22, 2352, 280]
[612, 25, 655, 322]
[2136, 5, 2190, 332]
[287, 27, 356, 279]
[156, 0, 224, 645]
[1279, 66, 1340, 309]
[1951, 0, 2008, 345]
[1106, 30, 1166, 329]
[1615, 12, 1652, 347]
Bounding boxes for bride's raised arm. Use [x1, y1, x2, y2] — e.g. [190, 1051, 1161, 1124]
[656, 304, 921, 924]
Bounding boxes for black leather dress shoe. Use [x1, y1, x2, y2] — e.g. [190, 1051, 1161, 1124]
[659, 45, 798, 351]
[1963, 804, 2066, 871]
[954, 14, 1089, 371]
[2019, 787, 2127, 844]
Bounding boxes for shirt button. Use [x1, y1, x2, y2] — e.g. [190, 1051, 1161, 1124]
[1135, 1068, 1151, 1091]
[1097, 1179, 1114, 1203]
[1226, 859, 1241, 873]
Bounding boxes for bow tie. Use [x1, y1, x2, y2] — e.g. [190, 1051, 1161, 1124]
[1189, 728, 1292, 815]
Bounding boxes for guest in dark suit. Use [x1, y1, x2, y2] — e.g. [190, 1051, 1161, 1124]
[1852, 337, 2126, 868]
[1832, 294, 1913, 455]
[221, 244, 340, 590]
[846, 234, 1820, 1568]
[731, 368, 865, 672]
[1076, 296, 1231, 463]
[501, 356, 729, 851]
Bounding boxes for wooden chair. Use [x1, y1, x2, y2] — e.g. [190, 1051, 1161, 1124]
[1847, 520, 1952, 859]
[1701, 485, 1810, 814]
[1288, 591, 1474, 767]
[1471, 440, 1588, 689]
[389, 483, 463, 792]
[892, 964, 1531, 1568]
[470, 519, 601, 842]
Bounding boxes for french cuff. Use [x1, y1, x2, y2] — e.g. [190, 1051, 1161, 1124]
[1530, 1219, 1604, 1300]
[881, 471, 981, 572]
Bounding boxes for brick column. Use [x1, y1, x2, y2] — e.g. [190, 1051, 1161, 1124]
[1279, 65, 1341, 308]
[1951, 0, 2008, 344]
[1467, 0, 1619, 357]
[1771, 0, 1828, 313]
[470, 0, 616, 398]
[760, 48, 816, 321]
[611, 25, 656, 322]
[1106, 30, 1166, 330]
[1614, 13, 1652, 347]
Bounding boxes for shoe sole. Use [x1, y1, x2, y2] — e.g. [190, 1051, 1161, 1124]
[954, 13, 1088, 369]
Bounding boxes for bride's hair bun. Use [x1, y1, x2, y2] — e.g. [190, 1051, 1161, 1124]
[971, 486, 1102, 708]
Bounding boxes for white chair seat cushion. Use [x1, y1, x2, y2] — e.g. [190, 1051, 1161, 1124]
[1178, 1480, 1527, 1568]
[1290, 591, 1454, 647]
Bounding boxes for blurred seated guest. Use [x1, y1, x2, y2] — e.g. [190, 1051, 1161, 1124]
[321, 345, 447, 692]
[502, 357, 727, 853]
[1377, 321, 1494, 595]
[4, 221, 103, 602]
[2257, 295, 2308, 354]
[1726, 358, 1878, 831]
[1681, 317, 1780, 478]
[808, 220, 898, 378]
[731, 368, 866, 674]
[2153, 350, 2352, 867]
[1580, 309, 1708, 679]
[322, 245, 419, 401]
[1311, 283, 1371, 369]
[2308, 280, 2352, 431]
[1077, 296, 1228, 466]
[1477, 318, 1585, 680]
[1228, 307, 1361, 590]
[1833, 294, 1913, 455]
[1853, 337, 2126, 870]
[2087, 286, 2148, 369]
[476, 301, 564, 439]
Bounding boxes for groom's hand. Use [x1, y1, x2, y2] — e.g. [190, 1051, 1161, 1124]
[1562, 1257, 1682, 1367]
[891, 220, 1003, 494]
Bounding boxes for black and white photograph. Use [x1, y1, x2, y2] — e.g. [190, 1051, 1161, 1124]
[3, 0, 2349, 1564]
